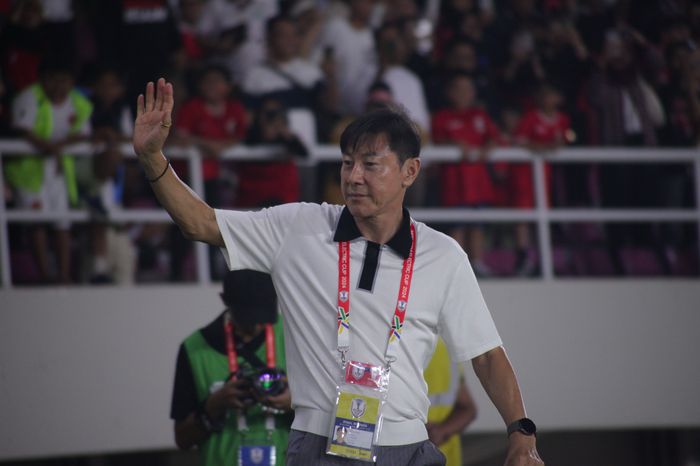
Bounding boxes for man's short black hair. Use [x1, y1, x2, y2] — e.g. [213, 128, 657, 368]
[38, 58, 74, 78]
[198, 63, 232, 85]
[266, 13, 294, 36]
[339, 106, 421, 164]
[221, 270, 277, 326]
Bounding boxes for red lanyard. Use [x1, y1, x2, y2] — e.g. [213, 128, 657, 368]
[223, 312, 276, 373]
[336, 223, 417, 356]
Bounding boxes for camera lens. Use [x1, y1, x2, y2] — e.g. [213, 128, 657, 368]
[253, 368, 286, 396]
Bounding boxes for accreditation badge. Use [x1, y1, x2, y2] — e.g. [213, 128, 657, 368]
[326, 361, 390, 462]
[238, 445, 275, 466]
[327, 391, 381, 461]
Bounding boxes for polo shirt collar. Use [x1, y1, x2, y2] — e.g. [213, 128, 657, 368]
[333, 207, 413, 259]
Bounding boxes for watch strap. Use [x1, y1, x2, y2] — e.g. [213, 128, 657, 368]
[507, 417, 537, 437]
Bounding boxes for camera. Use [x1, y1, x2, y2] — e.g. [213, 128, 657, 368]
[228, 367, 288, 403]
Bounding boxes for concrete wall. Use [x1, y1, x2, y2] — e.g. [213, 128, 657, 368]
[1, 280, 699, 460]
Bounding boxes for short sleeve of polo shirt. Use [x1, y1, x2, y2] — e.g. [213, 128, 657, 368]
[215, 203, 302, 272]
[438, 253, 502, 363]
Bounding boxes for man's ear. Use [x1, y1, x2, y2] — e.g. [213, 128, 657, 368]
[401, 157, 421, 188]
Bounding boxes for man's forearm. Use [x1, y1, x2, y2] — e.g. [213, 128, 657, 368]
[470, 346, 527, 425]
[140, 150, 223, 246]
[174, 412, 210, 450]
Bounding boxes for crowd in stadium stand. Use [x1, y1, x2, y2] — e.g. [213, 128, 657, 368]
[0, 0, 698, 284]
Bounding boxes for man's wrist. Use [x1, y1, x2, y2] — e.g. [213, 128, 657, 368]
[197, 396, 225, 433]
[507, 417, 537, 437]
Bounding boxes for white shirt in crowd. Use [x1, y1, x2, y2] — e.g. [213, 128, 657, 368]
[381, 66, 431, 135]
[315, 17, 378, 116]
[243, 58, 324, 96]
[197, 0, 279, 84]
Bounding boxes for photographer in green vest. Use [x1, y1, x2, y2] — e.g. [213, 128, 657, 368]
[170, 270, 292, 466]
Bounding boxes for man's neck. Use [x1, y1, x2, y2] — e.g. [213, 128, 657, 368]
[354, 208, 403, 244]
[235, 324, 263, 343]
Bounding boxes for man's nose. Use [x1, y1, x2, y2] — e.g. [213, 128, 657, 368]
[348, 163, 365, 184]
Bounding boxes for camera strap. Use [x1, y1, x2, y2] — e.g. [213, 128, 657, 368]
[224, 312, 276, 373]
[225, 312, 278, 434]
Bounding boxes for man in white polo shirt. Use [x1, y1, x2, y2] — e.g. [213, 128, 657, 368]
[133, 79, 544, 466]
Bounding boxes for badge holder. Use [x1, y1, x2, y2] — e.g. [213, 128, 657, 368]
[325, 358, 391, 462]
[238, 414, 277, 466]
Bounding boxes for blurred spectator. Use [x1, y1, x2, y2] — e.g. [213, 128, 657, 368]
[95, 0, 182, 106]
[290, 0, 326, 60]
[87, 67, 137, 284]
[238, 98, 307, 207]
[197, 0, 279, 85]
[37, 0, 77, 67]
[175, 0, 207, 80]
[431, 73, 504, 276]
[588, 29, 665, 147]
[433, 0, 480, 58]
[539, 16, 591, 141]
[314, 0, 378, 116]
[659, 42, 700, 147]
[242, 14, 337, 123]
[588, 29, 672, 275]
[482, 0, 543, 68]
[174, 64, 247, 207]
[6, 59, 92, 283]
[394, 13, 433, 87]
[376, 22, 431, 136]
[510, 84, 572, 275]
[0, 0, 47, 95]
[574, 0, 617, 55]
[499, 28, 546, 110]
[428, 36, 498, 114]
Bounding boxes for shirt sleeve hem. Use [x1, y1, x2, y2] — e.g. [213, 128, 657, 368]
[214, 209, 235, 270]
[450, 339, 503, 363]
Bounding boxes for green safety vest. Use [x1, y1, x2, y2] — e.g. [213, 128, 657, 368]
[183, 318, 291, 466]
[5, 84, 93, 206]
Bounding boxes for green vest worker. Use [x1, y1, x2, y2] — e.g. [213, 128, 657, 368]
[6, 82, 92, 207]
[425, 339, 478, 466]
[171, 270, 292, 466]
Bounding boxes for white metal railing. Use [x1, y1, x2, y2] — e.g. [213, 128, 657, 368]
[1, 140, 699, 288]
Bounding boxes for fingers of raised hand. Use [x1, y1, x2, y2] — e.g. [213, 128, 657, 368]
[136, 94, 144, 118]
[155, 78, 166, 111]
[145, 81, 155, 112]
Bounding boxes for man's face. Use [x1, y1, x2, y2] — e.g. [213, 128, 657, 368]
[270, 20, 299, 62]
[199, 71, 231, 103]
[447, 76, 475, 110]
[41, 72, 73, 103]
[340, 135, 419, 221]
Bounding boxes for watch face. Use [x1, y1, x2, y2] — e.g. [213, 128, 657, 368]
[520, 418, 537, 434]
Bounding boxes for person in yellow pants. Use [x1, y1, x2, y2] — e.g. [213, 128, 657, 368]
[425, 338, 478, 466]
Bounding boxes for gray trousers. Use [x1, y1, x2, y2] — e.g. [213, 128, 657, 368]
[286, 430, 446, 466]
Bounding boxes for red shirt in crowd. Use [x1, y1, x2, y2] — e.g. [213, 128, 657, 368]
[509, 109, 571, 207]
[432, 108, 503, 206]
[175, 96, 247, 180]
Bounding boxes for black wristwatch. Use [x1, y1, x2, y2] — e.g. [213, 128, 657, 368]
[507, 418, 537, 437]
[197, 397, 225, 433]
